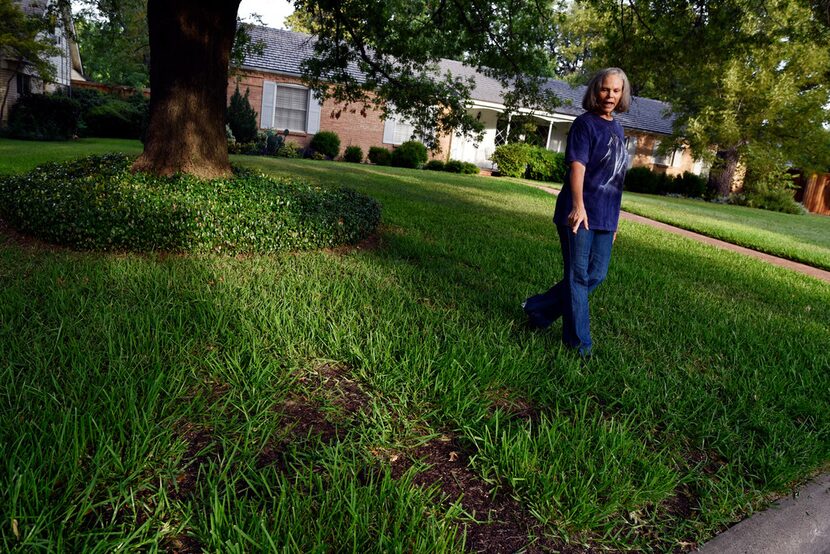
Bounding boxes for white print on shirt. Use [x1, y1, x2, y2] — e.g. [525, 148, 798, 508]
[598, 134, 628, 190]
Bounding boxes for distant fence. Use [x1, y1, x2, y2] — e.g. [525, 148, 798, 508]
[795, 173, 830, 215]
[71, 79, 150, 99]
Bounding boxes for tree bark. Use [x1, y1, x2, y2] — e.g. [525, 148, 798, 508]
[132, 0, 240, 178]
[707, 146, 740, 197]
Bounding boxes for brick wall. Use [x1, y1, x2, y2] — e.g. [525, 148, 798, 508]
[627, 130, 699, 176]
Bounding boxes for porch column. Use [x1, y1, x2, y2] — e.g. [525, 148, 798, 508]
[545, 120, 554, 150]
[505, 113, 512, 143]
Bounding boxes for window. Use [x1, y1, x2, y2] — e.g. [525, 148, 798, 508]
[16, 73, 32, 96]
[260, 80, 321, 134]
[652, 140, 672, 166]
[275, 85, 308, 132]
[625, 135, 638, 168]
[383, 112, 417, 145]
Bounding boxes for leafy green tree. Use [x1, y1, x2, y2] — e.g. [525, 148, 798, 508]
[579, 0, 830, 196]
[226, 85, 258, 143]
[119, 0, 562, 178]
[0, 0, 61, 121]
[73, 0, 149, 88]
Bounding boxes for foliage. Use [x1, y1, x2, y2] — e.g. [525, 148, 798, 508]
[295, 0, 562, 149]
[0, 0, 60, 114]
[526, 147, 566, 182]
[392, 141, 429, 169]
[624, 167, 708, 198]
[368, 146, 392, 166]
[729, 188, 804, 215]
[424, 159, 445, 171]
[0, 154, 381, 253]
[443, 159, 463, 173]
[73, 0, 150, 88]
[6, 93, 81, 140]
[276, 140, 303, 158]
[461, 162, 481, 174]
[309, 131, 341, 159]
[343, 145, 364, 163]
[580, 0, 830, 194]
[492, 143, 531, 177]
[69, 89, 148, 139]
[226, 86, 259, 144]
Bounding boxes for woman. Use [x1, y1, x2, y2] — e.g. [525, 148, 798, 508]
[523, 67, 631, 357]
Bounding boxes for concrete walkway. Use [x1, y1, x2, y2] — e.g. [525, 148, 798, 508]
[527, 183, 830, 283]
[693, 474, 830, 554]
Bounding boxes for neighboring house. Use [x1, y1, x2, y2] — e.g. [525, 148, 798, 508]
[231, 26, 704, 176]
[0, 0, 84, 124]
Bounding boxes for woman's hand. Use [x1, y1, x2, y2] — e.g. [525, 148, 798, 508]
[568, 205, 589, 234]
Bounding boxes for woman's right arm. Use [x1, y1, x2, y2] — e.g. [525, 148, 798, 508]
[568, 161, 589, 233]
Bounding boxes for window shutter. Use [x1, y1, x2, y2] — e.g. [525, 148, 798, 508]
[260, 81, 276, 129]
[306, 93, 321, 134]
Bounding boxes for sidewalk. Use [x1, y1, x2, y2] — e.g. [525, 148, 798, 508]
[693, 473, 830, 554]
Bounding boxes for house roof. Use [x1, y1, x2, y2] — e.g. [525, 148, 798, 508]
[243, 26, 676, 136]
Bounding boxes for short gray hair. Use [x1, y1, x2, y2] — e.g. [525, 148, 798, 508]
[582, 67, 631, 114]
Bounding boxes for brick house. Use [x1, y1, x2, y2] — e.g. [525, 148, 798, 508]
[0, 0, 84, 124]
[231, 26, 704, 176]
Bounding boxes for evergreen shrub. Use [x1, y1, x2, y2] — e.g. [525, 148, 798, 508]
[7, 93, 81, 140]
[492, 143, 530, 178]
[84, 99, 144, 139]
[424, 160, 445, 171]
[0, 154, 382, 253]
[309, 131, 341, 159]
[343, 145, 363, 163]
[226, 86, 259, 143]
[460, 162, 480, 174]
[368, 146, 392, 166]
[493, 143, 564, 181]
[391, 140, 428, 169]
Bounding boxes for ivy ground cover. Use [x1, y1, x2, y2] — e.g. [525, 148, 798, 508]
[1, 152, 828, 551]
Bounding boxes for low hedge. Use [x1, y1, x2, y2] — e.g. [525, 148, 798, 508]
[624, 167, 708, 198]
[6, 93, 81, 140]
[0, 154, 381, 254]
[368, 146, 392, 166]
[492, 143, 565, 182]
[391, 141, 428, 169]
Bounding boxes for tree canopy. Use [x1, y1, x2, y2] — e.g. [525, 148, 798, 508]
[564, 0, 830, 193]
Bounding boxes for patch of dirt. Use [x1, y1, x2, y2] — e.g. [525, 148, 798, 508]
[683, 448, 728, 476]
[325, 233, 382, 256]
[169, 425, 223, 500]
[257, 364, 372, 469]
[0, 219, 68, 252]
[161, 534, 203, 554]
[661, 484, 700, 519]
[390, 433, 588, 553]
[484, 387, 541, 424]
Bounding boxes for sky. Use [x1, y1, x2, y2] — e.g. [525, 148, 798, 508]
[238, 0, 295, 29]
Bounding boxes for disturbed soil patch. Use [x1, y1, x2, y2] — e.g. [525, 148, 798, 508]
[170, 424, 223, 500]
[484, 386, 541, 425]
[390, 433, 590, 554]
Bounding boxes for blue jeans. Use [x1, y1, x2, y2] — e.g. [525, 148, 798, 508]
[523, 225, 614, 355]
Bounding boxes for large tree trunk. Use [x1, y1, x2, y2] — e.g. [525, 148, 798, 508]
[706, 146, 740, 197]
[132, 0, 240, 178]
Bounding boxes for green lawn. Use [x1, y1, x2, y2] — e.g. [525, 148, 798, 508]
[1, 150, 828, 551]
[0, 137, 143, 174]
[620, 192, 830, 271]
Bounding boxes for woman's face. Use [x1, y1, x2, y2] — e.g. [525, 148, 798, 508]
[596, 75, 624, 117]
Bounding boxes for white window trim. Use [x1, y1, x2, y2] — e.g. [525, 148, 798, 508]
[260, 80, 321, 134]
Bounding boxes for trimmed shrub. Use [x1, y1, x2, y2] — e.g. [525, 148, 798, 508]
[309, 131, 341, 159]
[443, 159, 463, 173]
[625, 167, 707, 198]
[391, 140, 428, 169]
[674, 171, 707, 198]
[343, 145, 363, 163]
[526, 148, 565, 182]
[424, 160, 445, 171]
[84, 99, 144, 139]
[226, 86, 259, 144]
[276, 140, 302, 158]
[0, 154, 382, 253]
[492, 143, 531, 178]
[461, 162, 480, 175]
[729, 188, 804, 214]
[7, 93, 81, 140]
[368, 146, 392, 166]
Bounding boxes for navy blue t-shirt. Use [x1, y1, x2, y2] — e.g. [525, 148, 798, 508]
[553, 111, 628, 232]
